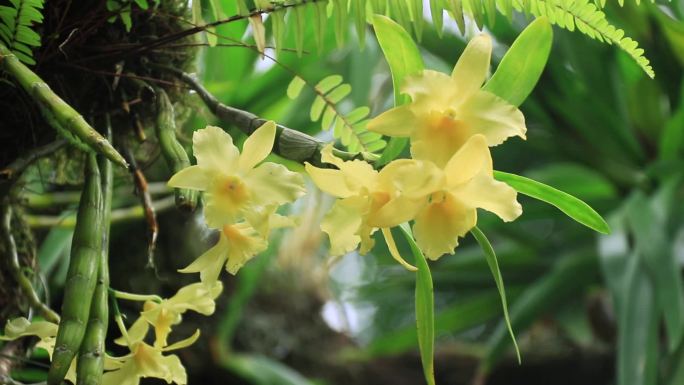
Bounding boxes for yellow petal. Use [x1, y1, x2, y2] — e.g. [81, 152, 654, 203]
[222, 223, 268, 274]
[167, 165, 211, 191]
[239, 121, 276, 173]
[453, 173, 522, 222]
[378, 159, 444, 198]
[413, 192, 477, 260]
[381, 228, 417, 271]
[321, 197, 366, 256]
[102, 358, 140, 385]
[444, 134, 490, 187]
[162, 329, 201, 352]
[178, 236, 228, 283]
[320, 145, 377, 191]
[459, 91, 527, 146]
[451, 34, 492, 98]
[1, 317, 57, 340]
[367, 105, 416, 137]
[244, 162, 306, 206]
[167, 281, 223, 315]
[305, 163, 355, 198]
[402, 70, 456, 107]
[409, 110, 473, 168]
[114, 316, 149, 347]
[358, 223, 377, 255]
[367, 195, 425, 228]
[193, 126, 239, 173]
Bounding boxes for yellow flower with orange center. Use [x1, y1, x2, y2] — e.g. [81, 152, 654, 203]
[179, 207, 295, 280]
[168, 122, 306, 229]
[305, 145, 442, 270]
[103, 330, 199, 385]
[118, 282, 223, 348]
[411, 134, 522, 259]
[367, 34, 527, 167]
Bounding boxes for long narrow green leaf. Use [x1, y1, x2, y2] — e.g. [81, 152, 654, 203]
[617, 251, 659, 385]
[626, 191, 684, 352]
[484, 17, 553, 107]
[371, 15, 424, 165]
[470, 226, 520, 363]
[399, 223, 435, 385]
[480, 252, 600, 373]
[493, 171, 610, 234]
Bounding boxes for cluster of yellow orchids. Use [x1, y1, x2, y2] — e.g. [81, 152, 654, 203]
[308, 33, 525, 265]
[1, 33, 527, 385]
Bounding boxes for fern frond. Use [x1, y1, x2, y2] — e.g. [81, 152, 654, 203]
[0, 0, 44, 65]
[287, 74, 387, 153]
[523, 0, 654, 78]
[226, 0, 654, 78]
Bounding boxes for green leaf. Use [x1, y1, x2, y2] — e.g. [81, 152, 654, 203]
[286, 76, 306, 99]
[326, 84, 352, 103]
[352, 0, 366, 47]
[493, 171, 610, 234]
[484, 17, 553, 107]
[310, 95, 326, 121]
[315, 75, 343, 94]
[626, 191, 684, 352]
[399, 223, 435, 385]
[470, 226, 520, 364]
[616, 251, 659, 385]
[371, 15, 424, 106]
[371, 15, 423, 165]
[481, 252, 600, 372]
[225, 354, 316, 385]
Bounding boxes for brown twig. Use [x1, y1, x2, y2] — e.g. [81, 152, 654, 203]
[121, 143, 158, 269]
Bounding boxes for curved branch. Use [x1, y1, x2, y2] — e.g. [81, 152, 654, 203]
[157, 66, 375, 168]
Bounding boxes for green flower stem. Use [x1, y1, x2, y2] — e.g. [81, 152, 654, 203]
[25, 183, 172, 209]
[0, 43, 127, 169]
[110, 289, 163, 304]
[156, 65, 375, 167]
[25, 196, 175, 229]
[0, 200, 60, 324]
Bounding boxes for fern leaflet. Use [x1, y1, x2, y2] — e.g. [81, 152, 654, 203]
[287, 74, 387, 154]
[0, 0, 44, 65]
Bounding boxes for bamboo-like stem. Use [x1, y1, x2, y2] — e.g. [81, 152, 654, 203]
[0, 43, 128, 169]
[0, 200, 60, 323]
[157, 66, 375, 167]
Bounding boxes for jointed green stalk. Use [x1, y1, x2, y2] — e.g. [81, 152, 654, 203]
[76, 128, 114, 385]
[0, 43, 127, 168]
[155, 88, 198, 212]
[48, 155, 103, 385]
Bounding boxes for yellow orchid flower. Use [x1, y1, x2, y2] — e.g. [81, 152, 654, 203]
[1, 317, 58, 356]
[179, 209, 295, 280]
[305, 145, 441, 270]
[168, 122, 306, 229]
[116, 282, 223, 348]
[104, 330, 199, 385]
[1, 317, 77, 383]
[412, 134, 522, 260]
[368, 34, 527, 168]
